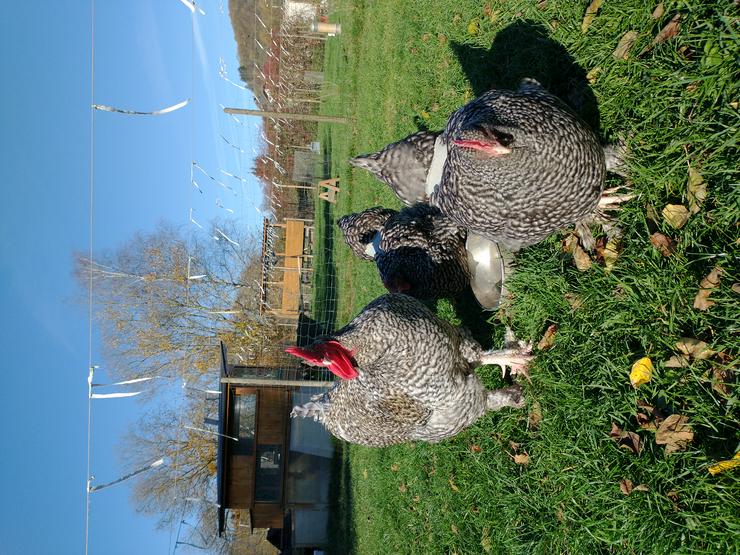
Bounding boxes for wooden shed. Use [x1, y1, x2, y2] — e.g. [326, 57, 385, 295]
[216, 343, 334, 551]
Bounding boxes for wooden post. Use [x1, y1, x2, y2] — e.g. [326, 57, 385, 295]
[223, 107, 347, 124]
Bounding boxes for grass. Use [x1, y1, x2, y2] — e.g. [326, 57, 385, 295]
[310, 1, 740, 553]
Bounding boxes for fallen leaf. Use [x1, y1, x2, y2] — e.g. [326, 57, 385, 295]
[602, 237, 621, 271]
[652, 3, 665, 19]
[514, 453, 530, 465]
[391, 463, 399, 472]
[708, 452, 740, 475]
[537, 324, 558, 351]
[687, 166, 707, 214]
[451, 524, 459, 535]
[581, 0, 602, 33]
[610, 423, 642, 455]
[613, 30, 639, 59]
[413, 495, 420, 502]
[481, 526, 493, 553]
[655, 414, 693, 454]
[421, 33, 430, 42]
[565, 293, 583, 310]
[665, 354, 690, 368]
[711, 366, 732, 397]
[470, 444, 482, 453]
[398, 483, 408, 493]
[653, 14, 681, 45]
[448, 476, 460, 492]
[437, 33, 447, 45]
[620, 478, 634, 495]
[732, 283, 740, 294]
[528, 401, 543, 429]
[586, 66, 602, 84]
[630, 357, 654, 388]
[563, 234, 593, 270]
[676, 337, 714, 360]
[633, 484, 650, 492]
[693, 266, 722, 311]
[640, 13, 681, 56]
[650, 232, 676, 256]
[537, 0, 548, 10]
[662, 204, 690, 229]
[636, 400, 664, 431]
[362, 468, 368, 479]
[509, 441, 521, 452]
[467, 20, 480, 36]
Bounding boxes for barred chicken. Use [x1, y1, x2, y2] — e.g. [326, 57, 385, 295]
[286, 294, 532, 447]
[337, 204, 470, 299]
[351, 80, 628, 251]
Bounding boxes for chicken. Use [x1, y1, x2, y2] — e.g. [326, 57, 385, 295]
[286, 294, 532, 447]
[351, 80, 629, 251]
[349, 130, 439, 206]
[337, 204, 470, 299]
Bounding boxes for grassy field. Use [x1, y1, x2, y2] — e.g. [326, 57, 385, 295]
[312, 1, 739, 553]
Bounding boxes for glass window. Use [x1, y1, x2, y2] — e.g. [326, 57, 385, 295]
[232, 393, 256, 456]
[255, 444, 283, 502]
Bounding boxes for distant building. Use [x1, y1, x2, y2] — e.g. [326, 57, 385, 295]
[216, 343, 334, 552]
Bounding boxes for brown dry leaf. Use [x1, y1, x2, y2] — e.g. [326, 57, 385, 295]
[390, 463, 399, 472]
[398, 483, 408, 493]
[565, 293, 583, 310]
[448, 476, 460, 492]
[650, 232, 676, 256]
[613, 31, 639, 59]
[636, 400, 664, 431]
[481, 526, 493, 553]
[537, 324, 558, 351]
[581, 0, 602, 33]
[514, 453, 531, 465]
[653, 14, 681, 45]
[528, 401, 543, 429]
[421, 33, 430, 42]
[711, 366, 732, 397]
[610, 423, 642, 455]
[451, 523, 459, 535]
[640, 14, 681, 56]
[662, 204, 690, 229]
[586, 66, 602, 84]
[509, 441, 521, 452]
[656, 414, 694, 454]
[732, 283, 740, 294]
[693, 266, 722, 311]
[687, 166, 707, 214]
[620, 479, 634, 495]
[652, 3, 665, 19]
[574, 244, 593, 271]
[412, 495, 420, 502]
[470, 444, 482, 453]
[537, 0, 548, 9]
[633, 484, 650, 492]
[665, 354, 690, 368]
[676, 337, 714, 360]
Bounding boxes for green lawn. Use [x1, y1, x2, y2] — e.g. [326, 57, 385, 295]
[313, 1, 739, 553]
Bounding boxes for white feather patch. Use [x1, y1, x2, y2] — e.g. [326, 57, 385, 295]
[425, 135, 448, 195]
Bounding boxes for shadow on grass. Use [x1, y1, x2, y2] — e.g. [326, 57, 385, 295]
[450, 20, 600, 131]
[326, 441, 356, 555]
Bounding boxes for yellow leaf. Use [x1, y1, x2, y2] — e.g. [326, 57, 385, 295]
[687, 166, 707, 215]
[581, 0, 602, 33]
[708, 452, 740, 475]
[481, 526, 493, 553]
[448, 476, 460, 492]
[603, 238, 621, 272]
[630, 357, 653, 388]
[467, 20, 480, 35]
[662, 204, 690, 229]
[586, 66, 602, 84]
[537, 324, 557, 351]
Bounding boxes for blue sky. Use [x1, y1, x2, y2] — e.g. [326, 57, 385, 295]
[0, 2, 264, 553]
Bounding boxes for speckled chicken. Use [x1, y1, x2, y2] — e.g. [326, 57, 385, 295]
[286, 294, 532, 447]
[351, 80, 627, 251]
[337, 204, 470, 298]
[349, 130, 439, 206]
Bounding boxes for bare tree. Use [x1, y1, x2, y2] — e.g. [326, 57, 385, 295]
[75, 220, 281, 386]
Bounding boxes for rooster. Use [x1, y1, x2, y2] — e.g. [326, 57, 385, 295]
[286, 294, 532, 447]
[337, 203, 470, 299]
